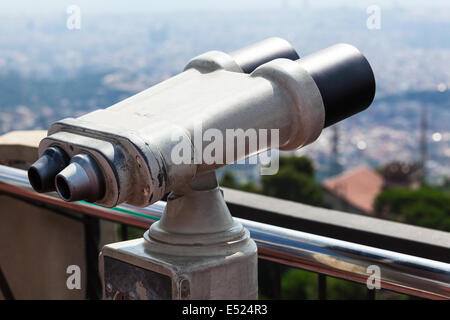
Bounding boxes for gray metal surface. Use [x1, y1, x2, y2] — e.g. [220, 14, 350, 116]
[229, 37, 300, 73]
[103, 256, 172, 300]
[56, 153, 105, 202]
[0, 164, 449, 299]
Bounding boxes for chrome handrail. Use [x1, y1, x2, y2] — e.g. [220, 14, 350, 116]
[0, 164, 449, 299]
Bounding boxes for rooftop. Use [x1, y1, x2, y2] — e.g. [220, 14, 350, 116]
[323, 166, 384, 214]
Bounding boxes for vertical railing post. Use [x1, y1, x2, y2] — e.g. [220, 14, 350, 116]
[367, 288, 376, 300]
[318, 274, 327, 300]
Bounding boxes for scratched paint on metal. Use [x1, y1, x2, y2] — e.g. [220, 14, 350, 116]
[103, 256, 172, 300]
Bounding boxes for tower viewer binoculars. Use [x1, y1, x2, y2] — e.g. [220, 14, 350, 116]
[28, 37, 375, 207]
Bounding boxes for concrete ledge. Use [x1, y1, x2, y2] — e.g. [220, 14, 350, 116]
[0, 130, 47, 168]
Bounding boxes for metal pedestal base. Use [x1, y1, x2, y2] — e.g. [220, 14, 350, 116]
[100, 173, 258, 300]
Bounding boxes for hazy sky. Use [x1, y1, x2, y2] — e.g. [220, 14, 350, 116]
[0, 0, 448, 15]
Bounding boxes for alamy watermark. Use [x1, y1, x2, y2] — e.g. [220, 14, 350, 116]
[66, 5, 81, 30]
[170, 121, 280, 175]
[66, 265, 81, 290]
[366, 265, 381, 290]
[366, 5, 381, 30]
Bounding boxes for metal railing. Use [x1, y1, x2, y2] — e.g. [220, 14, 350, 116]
[0, 164, 449, 299]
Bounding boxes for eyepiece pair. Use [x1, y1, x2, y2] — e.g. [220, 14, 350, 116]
[28, 147, 104, 202]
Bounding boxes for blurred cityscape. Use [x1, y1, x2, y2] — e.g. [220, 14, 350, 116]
[0, 3, 449, 184]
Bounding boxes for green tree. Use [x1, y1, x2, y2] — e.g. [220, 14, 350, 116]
[281, 269, 317, 300]
[220, 171, 240, 189]
[261, 156, 323, 206]
[220, 156, 322, 206]
[375, 187, 450, 232]
[220, 171, 261, 194]
[262, 166, 322, 206]
[281, 269, 367, 300]
[278, 156, 315, 178]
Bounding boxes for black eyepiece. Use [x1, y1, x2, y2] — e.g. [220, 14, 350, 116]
[28, 146, 70, 193]
[297, 44, 376, 127]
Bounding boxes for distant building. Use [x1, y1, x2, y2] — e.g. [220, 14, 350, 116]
[381, 161, 423, 190]
[322, 162, 423, 216]
[322, 167, 384, 216]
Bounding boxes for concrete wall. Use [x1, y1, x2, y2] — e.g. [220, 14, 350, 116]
[0, 195, 87, 299]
